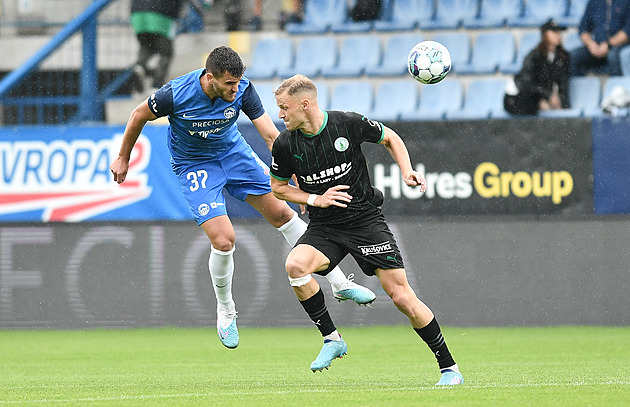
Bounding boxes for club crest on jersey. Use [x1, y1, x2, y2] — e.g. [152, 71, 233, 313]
[198, 203, 210, 216]
[223, 107, 237, 119]
[334, 137, 349, 152]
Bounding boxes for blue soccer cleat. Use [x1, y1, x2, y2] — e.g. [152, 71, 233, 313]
[435, 369, 464, 386]
[333, 275, 376, 305]
[310, 338, 348, 372]
[217, 308, 239, 349]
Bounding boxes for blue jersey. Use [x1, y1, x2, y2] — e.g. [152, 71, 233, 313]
[148, 68, 266, 162]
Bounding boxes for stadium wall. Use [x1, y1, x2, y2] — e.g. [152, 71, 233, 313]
[1, 116, 629, 328]
[0, 218, 628, 329]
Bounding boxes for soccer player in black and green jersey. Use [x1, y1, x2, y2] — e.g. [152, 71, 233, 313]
[269, 74, 463, 385]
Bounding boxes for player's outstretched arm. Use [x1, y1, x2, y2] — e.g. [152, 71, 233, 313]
[252, 112, 280, 151]
[379, 126, 427, 193]
[110, 100, 157, 184]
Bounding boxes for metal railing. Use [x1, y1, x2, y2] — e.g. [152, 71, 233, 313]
[0, 0, 131, 124]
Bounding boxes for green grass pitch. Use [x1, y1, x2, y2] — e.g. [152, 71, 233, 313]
[1, 326, 628, 406]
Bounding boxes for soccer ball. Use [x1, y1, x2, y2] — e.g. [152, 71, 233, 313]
[407, 41, 451, 85]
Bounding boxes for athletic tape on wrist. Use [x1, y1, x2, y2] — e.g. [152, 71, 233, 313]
[307, 194, 318, 206]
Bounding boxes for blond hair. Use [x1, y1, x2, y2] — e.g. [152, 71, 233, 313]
[274, 74, 318, 98]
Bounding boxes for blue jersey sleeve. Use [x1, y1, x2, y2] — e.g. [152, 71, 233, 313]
[148, 83, 174, 118]
[241, 82, 265, 121]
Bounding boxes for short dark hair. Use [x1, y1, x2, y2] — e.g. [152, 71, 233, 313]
[205, 46, 246, 78]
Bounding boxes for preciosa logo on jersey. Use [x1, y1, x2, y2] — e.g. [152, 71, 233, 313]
[359, 241, 394, 256]
[223, 107, 237, 119]
[334, 137, 349, 152]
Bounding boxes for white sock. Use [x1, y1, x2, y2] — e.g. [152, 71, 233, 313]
[209, 246, 235, 310]
[442, 364, 460, 374]
[324, 331, 342, 341]
[277, 212, 348, 290]
[325, 267, 350, 291]
[277, 211, 307, 245]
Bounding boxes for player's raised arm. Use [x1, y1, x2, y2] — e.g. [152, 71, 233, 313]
[379, 126, 427, 193]
[251, 111, 280, 151]
[110, 100, 157, 184]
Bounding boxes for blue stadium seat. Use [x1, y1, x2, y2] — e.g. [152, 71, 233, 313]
[539, 76, 601, 118]
[456, 31, 515, 75]
[499, 31, 540, 74]
[366, 33, 425, 77]
[564, 31, 583, 52]
[321, 35, 382, 78]
[373, 0, 434, 31]
[466, 0, 523, 29]
[245, 38, 294, 80]
[313, 81, 331, 110]
[400, 79, 464, 120]
[285, 0, 348, 34]
[368, 80, 419, 121]
[423, 0, 479, 30]
[571, 77, 602, 117]
[242, 83, 280, 123]
[447, 78, 508, 120]
[277, 37, 337, 78]
[557, 0, 588, 27]
[431, 32, 472, 74]
[329, 82, 374, 114]
[509, 0, 568, 28]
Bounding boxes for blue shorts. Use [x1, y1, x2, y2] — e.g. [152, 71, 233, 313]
[171, 139, 272, 225]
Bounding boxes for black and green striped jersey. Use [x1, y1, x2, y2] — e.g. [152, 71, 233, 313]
[271, 110, 386, 225]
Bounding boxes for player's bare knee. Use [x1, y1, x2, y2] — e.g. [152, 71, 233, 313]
[285, 257, 309, 280]
[391, 290, 413, 312]
[210, 238, 235, 252]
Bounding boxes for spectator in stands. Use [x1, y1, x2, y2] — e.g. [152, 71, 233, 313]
[569, 0, 630, 76]
[350, 0, 382, 22]
[250, 0, 303, 31]
[504, 19, 571, 115]
[130, 0, 185, 92]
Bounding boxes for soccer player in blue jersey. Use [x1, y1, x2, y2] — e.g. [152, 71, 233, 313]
[110, 46, 375, 349]
[269, 74, 463, 385]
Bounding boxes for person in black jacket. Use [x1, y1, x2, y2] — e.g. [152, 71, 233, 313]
[130, 0, 185, 92]
[504, 19, 571, 115]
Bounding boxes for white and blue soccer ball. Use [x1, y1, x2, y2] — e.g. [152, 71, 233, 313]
[407, 40, 451, 85]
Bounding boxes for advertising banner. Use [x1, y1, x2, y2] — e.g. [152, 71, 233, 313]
[0, 124, 272, 222]
[1, 220, 629, 329]
[0, 118, 594, 222]
[369, 118, 594, 216]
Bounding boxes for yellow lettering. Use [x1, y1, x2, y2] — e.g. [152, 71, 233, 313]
[511, 171, 532, 198]
[474, 162, 500, 198]
[552, 171, 573, 204]
[474, 163, 573, 204]
[532, 171, 551, 197]
[500, 171, 513, 197]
